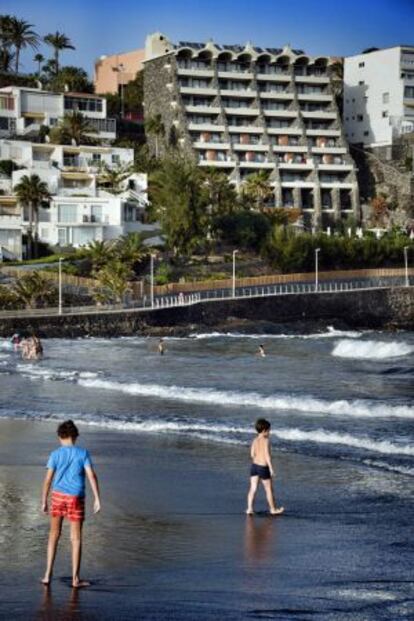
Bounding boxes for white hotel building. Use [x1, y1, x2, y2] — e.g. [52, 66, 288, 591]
[0, 140, 149, 260]
[343, 45, 414, 148]
[144, 32, 360, 229]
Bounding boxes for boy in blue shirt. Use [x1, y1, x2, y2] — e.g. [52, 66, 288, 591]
[41, 420, 101, 588]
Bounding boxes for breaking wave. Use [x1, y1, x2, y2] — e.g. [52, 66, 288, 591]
[78, 378, 414, 420]
[190, 326, 362, 340]
[332, 339, 414, 360]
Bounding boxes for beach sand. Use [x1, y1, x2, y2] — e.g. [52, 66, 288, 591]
[0, 418, 413, 621]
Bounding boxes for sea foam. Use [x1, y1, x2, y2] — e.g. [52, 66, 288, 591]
[332, 339, 414, 360]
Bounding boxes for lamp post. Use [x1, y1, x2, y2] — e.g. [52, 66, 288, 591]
[58, 257, 63, 315]
[404, 246, 409, 287]
[315, 248, 320, 292]
[232, 249, 239, 298]
[150, 254, 156, 308]
[112, 63, 125, 118]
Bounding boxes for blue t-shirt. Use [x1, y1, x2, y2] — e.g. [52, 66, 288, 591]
[47, 446, 93, 497]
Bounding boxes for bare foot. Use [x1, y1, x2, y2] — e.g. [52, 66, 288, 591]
[72, 579, 90, 589]
[246, 509, 254, 515]
[270, 506, 285, 516]
[41, 577, 51, 586]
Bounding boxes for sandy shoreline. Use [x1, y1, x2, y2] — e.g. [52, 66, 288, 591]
[0, 418, 413, 620]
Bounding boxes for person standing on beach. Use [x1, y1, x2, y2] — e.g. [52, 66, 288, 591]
[246, 418, 284, 516]
[41, 420, 101, 588]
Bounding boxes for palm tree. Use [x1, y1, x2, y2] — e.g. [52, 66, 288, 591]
[144, 114, 165, 158]
[82, 240, 115, 272]
[13, 174, 51, 259]
[13, 272, 57, 309]
[98, 163, 133, 194]
[8, 18, 39, 74]
[94, 260, 132, 305]
[33, 52, 45, 75]
[242, 171, 274, 212]
[115, 232, 148, 269]
[202, 167, 238, 216]
[58, 112, 93, 145]
[43, 31, 75, 74]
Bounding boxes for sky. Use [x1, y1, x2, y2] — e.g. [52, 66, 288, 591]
[5, 0, 414, 76]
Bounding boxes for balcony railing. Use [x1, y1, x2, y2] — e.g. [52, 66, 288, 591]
[86, 117, 116, 134]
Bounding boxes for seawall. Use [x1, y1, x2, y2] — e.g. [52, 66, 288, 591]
[0, 287, 413, 338]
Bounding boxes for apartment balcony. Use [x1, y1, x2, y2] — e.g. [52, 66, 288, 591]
[273, 179, 315, 188]
[59, 187, 96, 198]
[180, 85, 217, 96]
[185, 105, 221, 114]
[193, 141, 230, 150]
[262, 109, 297, 118]
[177, 67, 214, 78]
[278, 162, 314, 170]
[86, 117, 116, 137]
[301, 110, 337, 120]
[224, 107, 259, 116]
[219, 88, 256, 98]
[306, 128, 341, 137]
[297, 93, 332, 102]
[317, 163, 354, 171]
[259, 91, 294, 100]
[256, 72, 291, 83]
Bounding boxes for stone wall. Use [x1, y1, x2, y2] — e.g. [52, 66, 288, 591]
[0, 287, 412, 338]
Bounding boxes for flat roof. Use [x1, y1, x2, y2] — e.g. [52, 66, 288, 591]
[345, 44, 414, 59]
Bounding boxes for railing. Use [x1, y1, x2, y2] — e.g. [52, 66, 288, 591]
[0, 275, 411, 320]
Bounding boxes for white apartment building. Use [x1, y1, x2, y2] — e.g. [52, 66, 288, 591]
[0, 140, 151, 259]
[0, 86, 116, 141]
[144, 33, 360, 229]
[343, 45, 414, 147]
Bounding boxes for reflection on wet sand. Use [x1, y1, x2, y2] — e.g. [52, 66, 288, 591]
[244, 515, 277, 565]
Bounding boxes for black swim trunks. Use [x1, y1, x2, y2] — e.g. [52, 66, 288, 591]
[250, 463, 271, 480]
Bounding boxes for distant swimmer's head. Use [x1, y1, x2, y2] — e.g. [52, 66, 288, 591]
[57, 420, 79, 442]
[255, 418, 271, 436]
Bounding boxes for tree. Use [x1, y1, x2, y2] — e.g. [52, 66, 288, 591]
[80, 240, 115, 272]
[94, 260, 132, 304]
[114, 232, 148, 270]
[213, 211, 271, 252]
[145, 114, 165, 158]
[8, 18, 39, 74]
[43, 31, 75, 74]
[370, 195, 389, 227]
[33, 52, 44, 75]
[0, 15, 13, 72]
[12, 272, 57, 309]
[53, 112, 93, 145]
[98, 163, 133, 194]
[201, 167, 238, 217]
[151, 156, 209, 256]
[13, 174, 51, 259]
[47, 65, 93, 93]
[242, 171, 274, 212]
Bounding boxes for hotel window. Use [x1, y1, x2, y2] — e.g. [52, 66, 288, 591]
[91, 153, 101, 163]
[358, 62, 365, 68]
[358, 81, 364, 86]
[404, 86, 414, 98]
[382, 110, 389, 118]
[363, 130, 369, 136]
[58, 204, 78, 223]
[357, 114, 363, 122]
[382, 92, 389, 104]
[112, 154, 120, 164]
[91, 205, 103, 223]
[57, 228, 68, 245]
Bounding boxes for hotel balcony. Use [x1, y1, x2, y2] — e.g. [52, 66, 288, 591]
[267, 126, 302, 135]
[317, 163, 354, 171]
[217, 70, 254, 80]
[278, 161, 314, 170]
[188, 122, 226, 131]
[238, 160, 274, 169]
[185, 105, 221, 114]
[227, 124, 264, 134]
[224, 107, 259, 116]
[306, 128, 341, 137]
[232, 143, 269, 152]
[177, 66, 214, 78]
[301, 110, 337, 120]
[294, 75, 330, 84]
[219, 88, 256, 98]
[193, 141, 230, 150]
[297, 93, 332, 102]
[180, 85, 217, 96]
[198, 159, 236, 168]
[311, 146, 346, 154]
[259, 91, 294, 100]
[256, 72, 291, 83]
[262, 109, 297, 118]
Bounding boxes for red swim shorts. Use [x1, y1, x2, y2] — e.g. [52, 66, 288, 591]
[50, 491, 85, 521]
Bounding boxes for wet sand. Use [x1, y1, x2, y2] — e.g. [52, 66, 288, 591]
[0, 418, 413, 621]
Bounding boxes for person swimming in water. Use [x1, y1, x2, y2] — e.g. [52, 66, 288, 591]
[11, 333, 22, 353]
[158, 339, 165, 356]
[257, 344, 266, 358]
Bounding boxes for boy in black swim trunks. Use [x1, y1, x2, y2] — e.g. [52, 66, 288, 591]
[246, 418, 284, 515]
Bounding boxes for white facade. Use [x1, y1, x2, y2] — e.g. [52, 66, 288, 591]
[0, 139, 151, 259]
[0, 86, 116, 141]
[343, 46, 414, 147]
